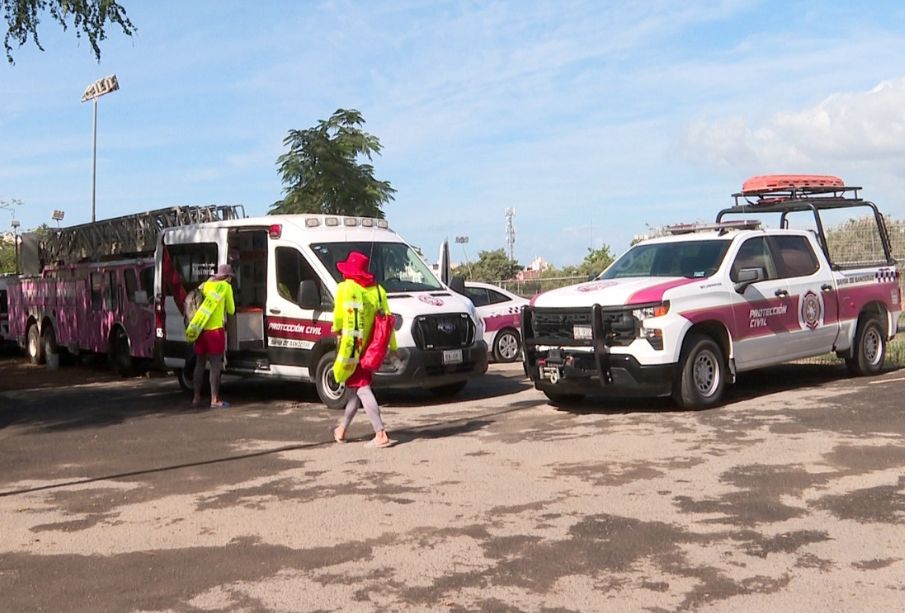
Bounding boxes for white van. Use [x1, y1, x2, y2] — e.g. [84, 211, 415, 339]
[153, 214, 488, 407]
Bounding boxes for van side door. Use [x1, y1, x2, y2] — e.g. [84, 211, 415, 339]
[265, 245, 334, 379]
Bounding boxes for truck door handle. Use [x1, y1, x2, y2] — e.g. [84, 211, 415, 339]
[269, 308, 281, 315]
[821, 284, 833, 292]
[774, 289, 789, 298]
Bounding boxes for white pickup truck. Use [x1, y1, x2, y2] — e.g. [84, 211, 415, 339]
[523, 175, 902, 408]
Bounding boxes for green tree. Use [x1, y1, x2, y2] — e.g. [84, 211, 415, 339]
[458, 249, 521, 283]
[270, 109, 396, 218]
[3, 0, 136, 65]
[0, 238, 15, 273]
[561, 245, 614, 278]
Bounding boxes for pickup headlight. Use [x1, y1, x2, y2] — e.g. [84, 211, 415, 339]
[632, 301, 670, 320]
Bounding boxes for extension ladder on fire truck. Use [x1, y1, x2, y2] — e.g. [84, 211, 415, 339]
[24, 205, 245, 270]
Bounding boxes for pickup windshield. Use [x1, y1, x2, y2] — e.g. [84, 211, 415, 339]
[311, 241, 444, 292]
[600, 239, 732, 279]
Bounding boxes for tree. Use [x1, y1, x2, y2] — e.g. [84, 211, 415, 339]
[561, 245, 614, 278]
[457, 249, 521, 283]
[3, 0, 136, 65]
[270, 109, 396, 218]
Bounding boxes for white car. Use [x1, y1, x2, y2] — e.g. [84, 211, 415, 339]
[463, 281, 528, 362]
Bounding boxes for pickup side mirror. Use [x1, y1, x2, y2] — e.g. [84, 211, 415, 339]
[449, 275, 466, 295]
[734, 267, 764, 293]
[298, 280, 321, 310]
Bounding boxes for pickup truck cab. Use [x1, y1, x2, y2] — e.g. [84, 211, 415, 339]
[523, 175, 901, 408]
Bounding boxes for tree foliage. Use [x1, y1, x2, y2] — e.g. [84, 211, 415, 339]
[560, 245, 615, 278]
[270, 109, 396, 218]
[3, 0, 136, 65]
[452, 249, 521, 283]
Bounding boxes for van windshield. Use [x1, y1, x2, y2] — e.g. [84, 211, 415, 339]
[600, 239, 732, 279]
[311, 242, 444, 292]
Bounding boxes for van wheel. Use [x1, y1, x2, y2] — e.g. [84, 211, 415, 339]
[493, 329, 521, 362]
[110, 328, 135, 377]
[428, 381, 468, 397]
[27, 324, 45, 365]
[315, 351, 353, 409]
[846, 317, 886, 376]
[673, 334, 726, 409]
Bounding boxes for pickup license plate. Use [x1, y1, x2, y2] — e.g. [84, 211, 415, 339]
[443, 349, 463, 365]
[573, 324, 592, 340]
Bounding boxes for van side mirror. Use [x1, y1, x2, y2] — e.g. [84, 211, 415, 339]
[298, 280, 321, 309]
[734, 267, 764, 293]
[449, 275, 466, 295]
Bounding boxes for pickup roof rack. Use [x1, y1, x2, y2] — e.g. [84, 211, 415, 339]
[665, 220, 762, 235]
[716, 174, 894, 267]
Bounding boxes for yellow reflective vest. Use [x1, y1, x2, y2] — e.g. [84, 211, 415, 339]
[332, 280, 396, 383]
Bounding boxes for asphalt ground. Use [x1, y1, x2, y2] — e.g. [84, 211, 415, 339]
[1, 354, 904, 612]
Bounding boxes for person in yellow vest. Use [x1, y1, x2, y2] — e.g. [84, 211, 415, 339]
[331, 251, 397, 448]
[192, 264, 236, 408]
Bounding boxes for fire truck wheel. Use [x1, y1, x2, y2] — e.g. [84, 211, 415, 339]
[846, 317, 886, 376]
[26, 324, 45, 365]
[493, 329, 521, 362]
[315, 351, 353, 410]
[673, 334, 726, 409]
[175, 354, 209, 395]
[110, 328, 136, 377]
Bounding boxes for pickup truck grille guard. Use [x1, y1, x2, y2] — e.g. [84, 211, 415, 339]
[522, 305, 638, 386]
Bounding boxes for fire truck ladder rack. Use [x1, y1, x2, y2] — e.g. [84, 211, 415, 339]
[38, 204, 245, 265]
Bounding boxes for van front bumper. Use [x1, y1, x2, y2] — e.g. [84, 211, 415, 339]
[373, 341, 489, 389]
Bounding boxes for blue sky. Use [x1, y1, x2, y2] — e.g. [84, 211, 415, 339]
[3, 0, 905, 267]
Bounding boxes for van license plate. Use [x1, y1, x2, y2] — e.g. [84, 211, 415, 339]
[573, 325, 592, 340]
[443, 349, 463, 365]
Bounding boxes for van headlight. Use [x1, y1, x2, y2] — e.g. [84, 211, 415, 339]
[632, 301, 669, 320]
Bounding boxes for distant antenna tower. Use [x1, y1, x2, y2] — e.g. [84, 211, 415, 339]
[504, 208, 516, 260]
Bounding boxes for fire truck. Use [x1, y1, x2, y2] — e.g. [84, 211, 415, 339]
[523, 175, 901, 408]
[6, 206, 242, 374]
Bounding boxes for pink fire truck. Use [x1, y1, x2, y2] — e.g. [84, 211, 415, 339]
[5, 206, 242, 374]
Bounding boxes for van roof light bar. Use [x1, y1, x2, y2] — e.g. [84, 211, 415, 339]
[665, 220, 762, 235]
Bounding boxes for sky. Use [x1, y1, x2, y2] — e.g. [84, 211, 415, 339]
[3, 0, 905, 267]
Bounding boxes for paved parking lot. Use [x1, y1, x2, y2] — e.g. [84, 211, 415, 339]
[1, 356, 904, 611]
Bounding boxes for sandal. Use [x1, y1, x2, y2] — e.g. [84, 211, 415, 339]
[366, 437, 396, 449]
[333, 425, 347, 443]
[210, 401, 231, 409]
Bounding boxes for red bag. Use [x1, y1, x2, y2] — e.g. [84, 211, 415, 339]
[359, 287, 395, 372]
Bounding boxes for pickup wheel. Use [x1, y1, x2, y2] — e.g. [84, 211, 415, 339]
[673, 334, 726, 409]
[315, 351, 354, 410]
[845, 317, 886, 376]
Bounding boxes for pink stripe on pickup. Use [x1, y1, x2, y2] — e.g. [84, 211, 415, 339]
[627, 278, 698, 304]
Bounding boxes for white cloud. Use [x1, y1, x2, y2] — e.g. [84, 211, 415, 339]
[680, 77, 905, 173]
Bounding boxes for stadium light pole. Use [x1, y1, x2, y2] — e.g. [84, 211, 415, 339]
[81, 75, 120, 223]
[11, 219, 20, 275]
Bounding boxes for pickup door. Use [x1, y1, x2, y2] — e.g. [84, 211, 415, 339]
[730, 234, 840, 370]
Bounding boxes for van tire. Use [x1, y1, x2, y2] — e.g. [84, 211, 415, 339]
[27, 324, 45, 365]
[673, 334, 726, 409]
[846, 317, 886, 376]
[315, 351, 353, 410]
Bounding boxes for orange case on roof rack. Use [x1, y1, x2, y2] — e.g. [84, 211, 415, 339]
[740, 174, 845, 195]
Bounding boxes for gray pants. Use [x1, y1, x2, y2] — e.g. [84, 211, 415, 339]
[193, 353, 223, 400]
[341, 385, 384, 433]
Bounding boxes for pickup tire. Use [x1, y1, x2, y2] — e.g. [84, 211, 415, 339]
[845, 317, 886, 376]
[673, 334, 726, 409]
[542, 390, 585, 405]
[315, 351, 354, 410]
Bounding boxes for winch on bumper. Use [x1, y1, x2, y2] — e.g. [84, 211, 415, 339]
[522, 305, 676, 397]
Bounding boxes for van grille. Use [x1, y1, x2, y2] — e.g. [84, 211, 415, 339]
[412, 313, 474, 350]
